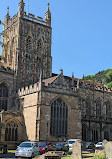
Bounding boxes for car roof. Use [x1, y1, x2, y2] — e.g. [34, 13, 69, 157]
[21, 141, 37, 144]
[67, 139, 82, 141]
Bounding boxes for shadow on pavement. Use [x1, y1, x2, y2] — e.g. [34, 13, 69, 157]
[0, 153, 15, 158]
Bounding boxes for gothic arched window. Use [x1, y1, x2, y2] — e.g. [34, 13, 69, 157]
[105, 101, 111, 117]
[92, 129, 98, 142]
[26, 36, 32, 53]
[96, 99, 101, 117]
[0, 83, 8, 111]
[37, 39, 42, 54]
[86, 98, 91, 116]
[82, 124, 88, 141]
[104, 131, 109, 141]
[5, 121, 18, 141]
[10, 38, 14, 64]
[50, 98, 68, 136]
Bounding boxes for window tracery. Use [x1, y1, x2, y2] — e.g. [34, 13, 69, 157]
[105, 101, 111, 117]
[37, 39, 42, 54]
[96, 99, 101, 117]
[0, 83, 8, 111]
[50, 98, 68, 136]
[26, 36, 32, 53]
[82, 124, 88, 141]
[86, 98, 91, 116]
[92, 129, 98, 142]
[5, 121, 18, 141]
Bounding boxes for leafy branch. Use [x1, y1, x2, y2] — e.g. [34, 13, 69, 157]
[0, 20, 4, 25]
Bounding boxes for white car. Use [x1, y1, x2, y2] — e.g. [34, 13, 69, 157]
[67, 139, 82, 152]
[95, 142, 103, 149]
[15, 141, 40, 158]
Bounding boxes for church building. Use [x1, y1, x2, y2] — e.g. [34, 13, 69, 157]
[0, 0, 112, 149]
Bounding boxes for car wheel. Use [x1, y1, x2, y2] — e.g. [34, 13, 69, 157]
[32, 152, 34, 158]
[29, 152, 34, 159]
[38, 151, 40, 155]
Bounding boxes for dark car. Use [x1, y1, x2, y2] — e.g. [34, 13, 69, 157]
[86, 142, 95, 150]
[62, 143, 69, 152]
[54, 142, 65, 151]
[47, 143, 55, 151]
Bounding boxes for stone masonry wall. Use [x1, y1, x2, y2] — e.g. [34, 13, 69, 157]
[39, 91, 82, 142]
[21, 92, 38, 141]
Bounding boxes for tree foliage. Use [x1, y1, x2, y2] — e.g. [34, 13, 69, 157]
[84, 69, 112, 89]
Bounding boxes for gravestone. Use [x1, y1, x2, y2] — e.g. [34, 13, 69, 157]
[34, 152, 61, 159]
[72, 141, 82, 159]
[103, 140, 112, 159]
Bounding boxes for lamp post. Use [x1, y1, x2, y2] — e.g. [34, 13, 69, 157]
[45, 113, 50, 145]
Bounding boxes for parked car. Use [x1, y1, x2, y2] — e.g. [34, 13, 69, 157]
[95, 142, 103, 149]
[86, 142, 95, 150]
[39, 142, 54, 154]
[62, 143, 69, 152]
[15, 141, 40, 158]
[47, 143, 55, 151]
[38, 142, 47, 154]
[54, 142, 65, 151]
[67, 139, 82, 152]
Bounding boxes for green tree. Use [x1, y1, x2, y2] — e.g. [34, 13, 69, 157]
[105, 70, 112, 84]
[83, 69, 112, 89]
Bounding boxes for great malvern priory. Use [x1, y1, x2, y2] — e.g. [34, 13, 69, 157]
[0, 0, 112, 149]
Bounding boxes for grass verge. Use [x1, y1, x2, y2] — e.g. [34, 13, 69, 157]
[0, 150, 15, 154]
[62, 153, 106, 159]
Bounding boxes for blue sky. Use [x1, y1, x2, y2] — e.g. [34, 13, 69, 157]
[0, 0, 112, 79]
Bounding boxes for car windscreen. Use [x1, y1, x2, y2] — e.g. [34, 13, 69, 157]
[38, 143, 47, 147]
[97, 143, 102, 145]
[19, 143, 33, 147]
[68, 141, 75, 144]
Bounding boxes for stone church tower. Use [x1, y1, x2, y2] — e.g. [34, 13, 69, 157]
[2, 0, 52, 88]
[1, 0, 112, 150]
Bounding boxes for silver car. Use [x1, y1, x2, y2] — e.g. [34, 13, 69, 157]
[15, 141, 40, 158]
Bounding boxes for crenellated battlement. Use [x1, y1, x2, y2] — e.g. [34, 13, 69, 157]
[24, 12, 47, 25]
[4, 0, 51, 29]
[18, 80, 45, 97]
[4, 11, 49, 29]
[18, 83, 39, 97]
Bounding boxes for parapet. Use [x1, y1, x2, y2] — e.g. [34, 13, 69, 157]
[23, 12, 48, 26]
[18, 83, 40, 97]
[79, 80, 112, 93]
[4, 10, 50, 29]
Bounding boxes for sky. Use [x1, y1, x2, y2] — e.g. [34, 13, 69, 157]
[0, 0, 112, 79]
